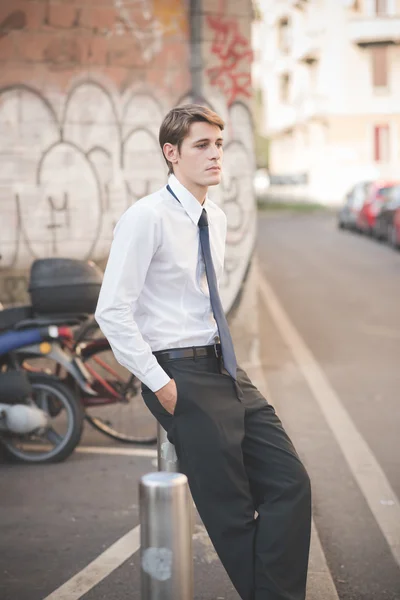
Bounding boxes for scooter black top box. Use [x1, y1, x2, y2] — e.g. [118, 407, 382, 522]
[29, 258, 103, 315]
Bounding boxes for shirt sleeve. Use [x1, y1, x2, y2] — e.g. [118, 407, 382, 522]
[95, 202, 171, 392]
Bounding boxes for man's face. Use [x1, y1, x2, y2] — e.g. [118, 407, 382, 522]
[168, 121, 224, 187]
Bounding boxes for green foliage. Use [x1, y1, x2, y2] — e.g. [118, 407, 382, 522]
[254, 87, 269, 168]
[257, 200, 328, 212]
[255, 131, 269, 169]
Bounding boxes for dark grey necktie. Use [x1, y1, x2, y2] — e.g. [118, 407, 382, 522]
[198, 208, 237, 379]
[167, 184, 237, 379]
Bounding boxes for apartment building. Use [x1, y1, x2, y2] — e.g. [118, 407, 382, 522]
[254, 0, 400, 204]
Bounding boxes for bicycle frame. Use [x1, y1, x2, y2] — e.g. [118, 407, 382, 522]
[12, 343, 97, 397]
[69, 338, 138, 407]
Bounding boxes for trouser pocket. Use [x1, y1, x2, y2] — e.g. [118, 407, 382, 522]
[141, 386, 174, 438]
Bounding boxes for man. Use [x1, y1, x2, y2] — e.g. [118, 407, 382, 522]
[95, 104, 311, 600]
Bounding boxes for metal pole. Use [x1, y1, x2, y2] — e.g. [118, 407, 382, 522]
[140, 472, 193, 600]
[157, 422, 179, 472]
[156, 423, 196, 536]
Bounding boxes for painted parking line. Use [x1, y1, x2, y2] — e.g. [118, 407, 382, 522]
[76, 446, 157, 457]
[40, 450, 153, 599]
[307, 522, 340, 600]
[19, 445, 157, 458]
[258, 272, 400, 568]
[42, 526, 141, 600]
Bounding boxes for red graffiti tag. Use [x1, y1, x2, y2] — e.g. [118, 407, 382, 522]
[206, 16, 253, 106]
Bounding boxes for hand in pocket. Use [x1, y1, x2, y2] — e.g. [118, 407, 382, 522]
[155, 379, 178, 415]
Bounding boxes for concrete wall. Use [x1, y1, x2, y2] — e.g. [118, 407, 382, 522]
[0, 0, 256, 313]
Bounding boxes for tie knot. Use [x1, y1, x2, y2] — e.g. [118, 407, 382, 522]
[198, 209, 208, 229]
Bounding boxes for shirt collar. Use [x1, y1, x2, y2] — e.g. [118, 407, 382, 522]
[167, 174, 208, 226]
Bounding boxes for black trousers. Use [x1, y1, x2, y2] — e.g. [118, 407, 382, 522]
[141, 352, 312, 600]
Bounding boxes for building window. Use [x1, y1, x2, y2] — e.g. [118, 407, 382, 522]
[307, 60, 318, 91]
[375, 0, 388, 15]
[374, 125, 390, 162]
[365, 0, 394, 15]
[371, 45, 388, 88]
[280, 73, 290, 103]
[278, 18, 291, 54]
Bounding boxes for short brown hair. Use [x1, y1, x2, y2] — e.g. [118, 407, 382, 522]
[159, 104, 225, 174]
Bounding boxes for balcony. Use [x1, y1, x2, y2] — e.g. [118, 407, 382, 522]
[348, 16, 400, 46]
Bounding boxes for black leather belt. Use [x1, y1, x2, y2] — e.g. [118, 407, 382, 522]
[153, 343, 222, 363]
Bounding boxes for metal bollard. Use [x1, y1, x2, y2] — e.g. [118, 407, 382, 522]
[156, 423, 196, 535]
[157, 422, 179, 472]
[139, 472, 193, 599]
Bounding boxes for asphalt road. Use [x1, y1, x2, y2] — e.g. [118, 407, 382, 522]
[257, 210, 400, 600]
[1, 210, 399, 600]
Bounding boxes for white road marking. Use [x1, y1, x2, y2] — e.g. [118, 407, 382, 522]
[307, 523, 340, 600]
[20, 444, 157, 457]
[42, 526, 141, 600]
[76, 446, 157, 457]
[40, 447, 153, 598]
[259, 273, 400, 568]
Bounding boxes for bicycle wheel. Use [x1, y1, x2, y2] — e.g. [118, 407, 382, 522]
[79, 340, 157, 444]
[2, 373, 84, 464]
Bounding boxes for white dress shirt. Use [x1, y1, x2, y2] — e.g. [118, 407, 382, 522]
[95, 174, 227, 392]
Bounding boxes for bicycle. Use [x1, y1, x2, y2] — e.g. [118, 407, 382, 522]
[3, 255, 157, 446]
[7, 310, 157, 445]
[64, 316, 157, 445]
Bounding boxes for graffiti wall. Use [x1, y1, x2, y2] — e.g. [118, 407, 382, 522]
[0, 0, 255, 313]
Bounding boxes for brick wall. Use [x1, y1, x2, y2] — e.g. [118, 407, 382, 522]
[0, 0, 255, 313]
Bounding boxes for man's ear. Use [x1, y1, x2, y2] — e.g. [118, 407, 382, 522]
[163, 143, 179, 167]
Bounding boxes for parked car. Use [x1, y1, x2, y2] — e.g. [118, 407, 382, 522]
[374, 184, 400, 248]
[391, 205, 400, 249]
[338, 181, 372, 230]
[356, 181, 398, 235]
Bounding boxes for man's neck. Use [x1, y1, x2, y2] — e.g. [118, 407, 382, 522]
[173, 173, 207, 206]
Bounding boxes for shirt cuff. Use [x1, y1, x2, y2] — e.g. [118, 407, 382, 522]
[142, 362, 171, 393]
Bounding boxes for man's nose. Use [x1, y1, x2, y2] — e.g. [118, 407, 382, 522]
[209, 144, 220, 160]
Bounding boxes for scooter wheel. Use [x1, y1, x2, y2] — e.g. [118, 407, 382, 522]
[1, 373, 84, 464]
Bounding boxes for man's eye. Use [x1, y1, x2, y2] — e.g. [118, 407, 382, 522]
[197, 144, 207, 149]
[217, 143, 223, 149]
